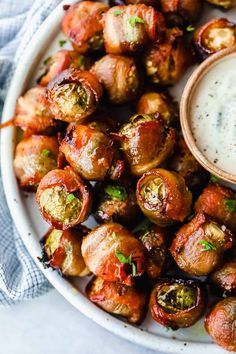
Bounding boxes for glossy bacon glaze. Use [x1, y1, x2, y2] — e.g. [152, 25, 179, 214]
[86, 277, 148, 324]
[36, 166, 92, 230]
[210, 260, 236, 294]
[15, 86, 57, 137]
[205, 297, 236, 351]
[81, 223, 145, 286]
[136, 91, 178, 126]
[14, 135, 59, 190]
[39, 50, 92, 86]
[136, 168, 192, 226]
[194, 18, 236, 60]
[170, 212, 234, 276]
[149, 279, 206, 329]
[159, 0, 202, 27]
[117, 114, 176, 175]
[60, 122, 116, 181]
[103, 4, 166, 54]
[145, 27, 195, 85]
[195, 183, 236, 232]
[62, 1, 108, 53]
[91, 54, 141, 104]
[137, 224, 168, 279]
[44, 225, 90, 276]
[47, 68, 103, 123]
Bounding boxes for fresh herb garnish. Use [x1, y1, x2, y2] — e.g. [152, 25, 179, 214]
[224, 198, 236, 213]
[112, 9, 124, 15]
[43, 56, 51, 65]
[129, 16, 145, 28]
[67, 193, 76, 203]
[165, 327, 172, 332]
[104, 185, 128, 201]
[210, 174, 219, 183]
[140, 224, 151, 242]
[186, 25, 195, 32]
[115, 249, 136, 276]
[41, 149, 50, 157]
[59, 39, 67, 47]
[198, 239, 216, 252]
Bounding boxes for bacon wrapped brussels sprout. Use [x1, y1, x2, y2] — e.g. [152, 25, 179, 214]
[136, 92, 178, 126]
[81, 223, 145, 286]
[137, 224, 168, 279]
[195, 183, 236, 232]
[36, 166, 92, 230]
[116, 114, 176, 176]
[14, 135, 58, 191]
[91, 54, 141, 104]
[47, 68, 102, 123]
[102, 4, 165, 54]
[93, 182, 140, 227]
[39, 50, 92, 87]
[149, 279, 206, 329]
[159, 0, 202, 27]
[62, 1, 108, 53]
[145, 28, 195, 85]
[167, 136, 209, 191]
[205, 297, 236, 352]
[136, 168, 192, 226]
[210, 260, 236, 295]
[59, 120, 118, 181]
[194, 18, 236, 60]
[15, 86, 57, 137]
[43, 225, 90, 276]
[170, 212, 234, 276]
[86, 277, 147, 324]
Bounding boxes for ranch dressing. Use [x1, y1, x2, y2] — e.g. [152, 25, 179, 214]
[190, 55, 236, 176]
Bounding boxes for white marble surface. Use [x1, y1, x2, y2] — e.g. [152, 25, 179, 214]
[0, 289, 163, 354]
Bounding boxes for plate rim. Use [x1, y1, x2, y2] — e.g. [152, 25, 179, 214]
[0, 1, 227, 353]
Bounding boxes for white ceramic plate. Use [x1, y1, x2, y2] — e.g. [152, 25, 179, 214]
[1, 1, 235, 353]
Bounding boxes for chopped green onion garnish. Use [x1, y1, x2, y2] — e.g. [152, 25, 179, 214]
[104, 185, 128, 201]
[210, 174, 219, 183]
[224, 198, 236, 213]
[115, 249, 137, 276]
[67, 193, 76, 203]
[41, 149, 50, 157]
[186, 25, 195, 32]
[198, 239, 216, 252]
[43, 56, 51, 65]
[112, 9, 124, 15]
[59, 39, 67, 47]
[129, 16, 145, 28]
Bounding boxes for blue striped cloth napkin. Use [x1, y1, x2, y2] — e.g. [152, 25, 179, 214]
[0, 0, 62, 305]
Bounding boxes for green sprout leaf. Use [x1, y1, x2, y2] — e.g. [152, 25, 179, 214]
[112, 9, 124, 15]
[224, 198, 236, 213]
[67, 193, 76, 203]
[115, 249, 137, 276]
[41, 149, 50, 157]
[198, 239, 216, 252]
[186, 25, 195, 32]
[210, 174, 219, 183]
[129, 16, 145, 28]
[59, 39, 67, 47]
[104, 185, 128, 201]
[43, 56, 52, 65]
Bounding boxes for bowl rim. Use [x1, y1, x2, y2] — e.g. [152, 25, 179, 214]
[180, 46, 236, 184]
